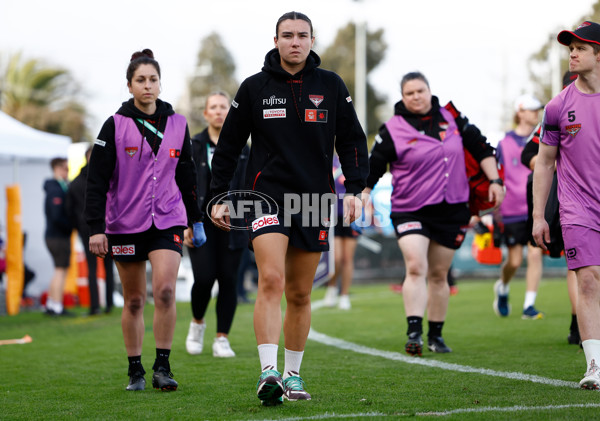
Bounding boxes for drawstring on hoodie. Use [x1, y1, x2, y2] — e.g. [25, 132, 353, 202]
[139, 115, 162, 160]
[288, 74, 303, 122]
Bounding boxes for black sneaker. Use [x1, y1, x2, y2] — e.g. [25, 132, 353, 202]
[405, 332, 423, 356]
[126, 369, 146, 391]
[428, 336, 452, 353]
[152, 367, 178, 391]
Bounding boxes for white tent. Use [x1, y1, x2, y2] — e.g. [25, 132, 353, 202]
[0, 110, 71, 297]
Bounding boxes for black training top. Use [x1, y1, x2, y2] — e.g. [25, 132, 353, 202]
[209, 48, 369, 205]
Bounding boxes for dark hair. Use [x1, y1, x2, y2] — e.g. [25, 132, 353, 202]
[400, 71, 430, 94]
[50, 157, 67, 170]
[126, 49, 161, 84]
[275, 11, 313, 38]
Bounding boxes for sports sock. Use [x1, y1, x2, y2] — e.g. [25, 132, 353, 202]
[428, 321, 444, 338]
[46, 298, 63, 313]
[283, 349, 304, 380]
[523, 291, 537, 309]
[406, 316, 423, 335]
[258, 343, 278, 372]
[127, 355, 144, 375]
[570, 314, 579, 333]
[582, 339, 600, 369]
[497, 280, 509, 295]
[153, 348, 171, 371]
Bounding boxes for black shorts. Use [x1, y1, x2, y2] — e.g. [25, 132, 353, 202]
[333, 215, 360, 238]
[390, 201, 470, 250]
[45, 237, 71, 268]
[501, 220, 529, 247]
[246, 203, 330, 252]
[107, 225, 184, 262]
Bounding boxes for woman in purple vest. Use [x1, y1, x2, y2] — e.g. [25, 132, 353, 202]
[364, 71, 504, 356]
[85, 49, 204, 392]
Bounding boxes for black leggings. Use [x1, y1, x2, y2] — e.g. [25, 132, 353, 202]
[187, 221, 242, 334]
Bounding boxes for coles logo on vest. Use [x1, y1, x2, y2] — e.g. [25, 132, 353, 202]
[252, 214, 279, 232]
[112, 245, 135, 256]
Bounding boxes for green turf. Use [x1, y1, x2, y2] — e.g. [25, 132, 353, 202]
[1, 278, 598, 420]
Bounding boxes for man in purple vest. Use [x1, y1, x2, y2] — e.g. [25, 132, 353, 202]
[493, 94, 544, 319]
[533, 21, 600, 390]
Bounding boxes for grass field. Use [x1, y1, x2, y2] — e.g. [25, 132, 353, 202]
[2, 278, 600, 420]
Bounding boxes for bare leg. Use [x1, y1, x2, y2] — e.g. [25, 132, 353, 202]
[148, 249, 181, 349]
[116, 261, 146, 356]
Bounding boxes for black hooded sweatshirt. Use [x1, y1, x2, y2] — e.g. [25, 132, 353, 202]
[209, 48, 369, 205]
[85, 98, 200, 236]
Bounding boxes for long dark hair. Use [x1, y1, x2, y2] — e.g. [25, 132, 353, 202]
[275, 11, 313, 38]
[126, 49, 161, 83]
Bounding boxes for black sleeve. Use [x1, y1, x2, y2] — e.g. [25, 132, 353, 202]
[521, 125, 541, 168]
[445, 101, 495, 162]
[45, 185, 72, 233]
[210, 81, 253, 200]
[366, 125, 396, 189]
[85, 117, 117, 236]
[333, 76, 369, 195]
[175, 124, 202, 225]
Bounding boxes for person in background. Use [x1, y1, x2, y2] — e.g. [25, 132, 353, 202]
[364, 71, 504, 356]
[67, 146, 115, 315]
[209, 11, 369, 405]
[43, 157, 73, 316]
[85, 49, 204, 392]
[184, 92, 249, 358]
[323, 154, 361, 310]
[493, 94, 544, 319]
[521, 71, 580, 343]
[533, 21, 600, 389]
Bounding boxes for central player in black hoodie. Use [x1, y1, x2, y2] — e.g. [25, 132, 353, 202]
[210, 11, 369, 406]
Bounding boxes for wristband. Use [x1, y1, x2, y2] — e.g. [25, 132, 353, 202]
[489, 178, 504, 187]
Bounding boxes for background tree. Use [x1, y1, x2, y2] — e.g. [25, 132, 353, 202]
[0, 52, 88, 142]
[183, 32, 239, 135]
[528, 2, 599, 104]
[319, 22, 387, 137]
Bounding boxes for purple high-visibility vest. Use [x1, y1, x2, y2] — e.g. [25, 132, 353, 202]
[105, 114, 188, 234]
[386, 107, 469, 212]
[498, 133, 530, 218]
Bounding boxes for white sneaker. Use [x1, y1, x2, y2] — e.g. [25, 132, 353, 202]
[213, 336, 235, 358]
[580, 359, 600, 390]
[323, 286, 338, 307]
[338, 295, 351, 310]
[185, 321, 206, 355]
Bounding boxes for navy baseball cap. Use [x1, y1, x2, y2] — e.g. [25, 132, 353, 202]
[558, 21, 600, 46]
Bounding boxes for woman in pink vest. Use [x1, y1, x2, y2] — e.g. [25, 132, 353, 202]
[85, 49, 204, 392]
[364, 72, 504, 356]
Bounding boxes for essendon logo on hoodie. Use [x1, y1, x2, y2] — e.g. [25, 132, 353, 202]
[252, 214, 279, 232]
[112, 245, 135, 256]
[125, 147, 138, 158]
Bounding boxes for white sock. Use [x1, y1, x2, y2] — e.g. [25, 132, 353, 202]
[283, 348, 304, 379]
[582, 339, 600, 369]
[523, 291, 537, 309]
[497, 280, 509, 295]
[46, 299, 63, 313]
[257, 344, 278, 372]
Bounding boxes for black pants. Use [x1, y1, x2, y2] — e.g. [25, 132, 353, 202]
[187, 221, 242, 334]
[80, 233, 115, 311]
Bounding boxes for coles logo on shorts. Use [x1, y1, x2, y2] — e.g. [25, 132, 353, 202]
[112, 245, 135, 256]
[397, 221, 422, 234]
[252, 214, 279, 232]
